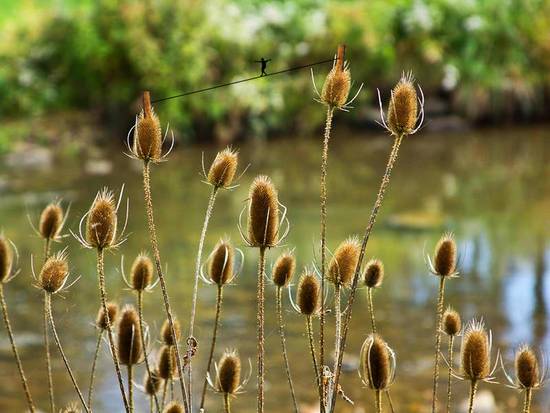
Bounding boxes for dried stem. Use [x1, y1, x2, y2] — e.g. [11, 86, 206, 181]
[467, 380, 477, 413]
[333, 283, 342, 388]
[43, 239, 55, 413]
[142, 160, 189, 411]
[87, 330, 103, 410]
[0, 284, 36, 412]
[276, 287, 299, 413]
[162, 381, 168, 407]
[128, 365, 134, 413]
[306, 316, 323, 405]
[445, 336, 454, 413]
[190, 187, 218, 407]
[257, 247, 267, 413]
[522, 388, 532, 413]
[431, 276, 447, 413]
[199, 285, 224, 410]
[45, 293, 90, 412]
[330, 135, 404, 412]
[367, 287, 377, 334]
[223, 393, 231, 413]
[375, 389, 382, 413]
[138, 291, 161, 412]
[149, 396, 154, 413]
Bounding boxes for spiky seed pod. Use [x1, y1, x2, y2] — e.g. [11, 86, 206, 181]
[144, 370, 161, 395]
[217, 350, 241, 394]
[158, 345, 177, 380]
[328, 237, 360, 287]
[133, 100, 163, 162]
[515, 345, 539, 389]
[117, 306, 143, 366]
[461, 322, 490, 381]
[207, 147, 239, 188]
[321, 67, 351, 109]
[387, 73, 418, 136]
[0, 236, 13, 283]
[247, 175, 279, 248]
[130, 253, 154, 291]
[86, 189, 117, 249]
[433, 234, 457, 277]
[443, 308, 462, 337]
[160, 318, 181, 346]
[360, 335, 393, 390]
[39, 203, 64, 240]
[61, 403, 81, 413]
[297, 272, 320, 316]
[272, 252, 296, 288]
[364, 259, 384, 288]
[96, 302, 119, 330]
[162, 401, 185, 413]
[209, 240, 234, 286]
[39, 251, 69, 294]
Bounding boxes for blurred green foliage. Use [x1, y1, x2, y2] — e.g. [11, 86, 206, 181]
[1, 0, 549, 141]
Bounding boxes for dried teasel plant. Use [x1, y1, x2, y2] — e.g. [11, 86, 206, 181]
[442, 307, 461, 413]
[158, 344, 178, 406]
[363, 259, 384, 334]
[139, 369, 161, 413]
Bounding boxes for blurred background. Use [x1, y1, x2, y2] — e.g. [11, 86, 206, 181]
[0, 0, 549, 412]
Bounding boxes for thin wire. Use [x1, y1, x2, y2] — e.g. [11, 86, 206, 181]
[151, 58, 336, 103]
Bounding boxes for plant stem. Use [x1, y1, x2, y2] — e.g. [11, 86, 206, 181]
[223, 393, 231, 413]
[162, 380, 168, 408]
[200, 285, 224, 410]
[522, 388, 532, 413]
[276, 287, 299, 413]
[431, 276, 447, 413]
[97, 248, 130, 412]
[306, 316, 324, 405]
[467, 380, 477, 413]
[150, 396, 154, 413]
[0, 284, 36, 412]
[128, 365, 134, 413]
[330, 135, 404, 412]
[367, 287, 377, 334]
[45, 294, 90, 412]
[88, 330, 103, 410]
[138, 291, 161, 412]
[43, 239, 55, 413]
[189, 187, 218, 408]
[142, 161, 189, 411]
[375, 389, 382, 413]
[319, 106, 334, 412]
[334, 282, 342, 392]
[257, 247, 267, 413]
[445, 336, 454, 413]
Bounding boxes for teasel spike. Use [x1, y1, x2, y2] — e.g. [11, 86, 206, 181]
[207, 239, 236, 286]
[501, 344, 548, 390]
[158, 345, 178, 381]
[364, 259, 384, 289]
[328, 237, 361, 288]
[0, 234, 18, 284]
[359, 335, 397, 390]
[204, 147, 240, 189]
[61, 402, 81, 413]
[427, 233, 459, 278]
[117, 305, 143, 366]
[160, 318, 181, 347]
[95, 302, 119, 330]
[163, 401, 185, 413]
[443, 307, 462, 337]
[35, 249, 76, 295]
[199, 244, 244, 286]
[35, 200, 70, 242]
[129, 253, 155, 292]
[272, 250, 296, 288]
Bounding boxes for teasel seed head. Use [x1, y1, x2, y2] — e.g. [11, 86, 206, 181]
[39, 250, 70, 294]
[443, 307, 462, 337]
[96, 302, 119, 330]
[133, 91, 163, 162]
[272, 251, 296, 288]
[460, 320, 491, 381]
[360, 334, 396, 391]
[247, 175, 279, 248]
[0, 236, 14, 283]
[39, 202, 64, 240]
[160, 318, 181, 346]
[431, 233, 458, 277]
[207, 147, 239, 189]
[328, 237, 360, 287]
[117, 305, 143, 366]
[61, 402, 81, 413]
[163, 401, 185, 413]
[130, 253, 154, 291]
[86, 189, 117, 250]
[515, 345, 540, 389]
[321, 67, 351, 109]
[209, 240, 234, 286]
[297, 271, 320, 316]
[387, 72, 419, 136]
[363, 259, 384, 289]
[216, 349, 242, 395]
[144, 369, 161, 395]
[158, 345, 177, 380]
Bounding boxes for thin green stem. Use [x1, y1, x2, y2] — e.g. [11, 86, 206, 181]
[138, 292, 161, 412]
[467, 380, 477, 413]
[143, 161, 189, 412]
[223, 393, 231, 413]
[0, 284, 36, 412]
[367, 287, 377, 334]
[446, 336, 454, 413]
[88, 330, 104, 410]
[276, 287, 299, 413]
[431, 276, 447, 413]
[43, 239, 55, 413]
[375, 390, 382, 413]
[306, 316, 323, 405]
[200, 285, 224, 410]
[128, 365, 134, 413]
[45, 294, 90, 412]
[257, 247, 267, 413]
[522, 388, 532, 413]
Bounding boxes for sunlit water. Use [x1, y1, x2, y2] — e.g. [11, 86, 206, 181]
[0, 127, 548, 412]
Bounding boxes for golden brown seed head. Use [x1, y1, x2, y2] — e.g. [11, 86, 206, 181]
[272, 252, 296, 288]
[360, 335, 394, 390]
[158, 345, 177, 379]
[39, 251, 69, 294]
[86, 189, 117, 249]
[387, 73, 418, 136]
[39, 203, 64, 240]
[433, 233, 457, 277]
[96, 302, 119, 330]
[217, 350, 241, 394]
[130, 253, 154, 291]
[160, 318, 181, 346]
[117, 305, 142, 366]
[328, 237, 360, 287]
[515, 345, 539, 389]
[162, 401, 185, 413]
[0, 236, 13, 283]
[443, 308, 462, 336]
[321, 67, 351, 109]
[134, 92, 163, 162]
[364, 259, 384, 289]
[143, 370, 161, 395]
[209, 240, 234, 286]
[297, 272, 320, 316]
[461, 321, 490, 381]
[247, 175, 279, 248]
[207, 147, 239, 188]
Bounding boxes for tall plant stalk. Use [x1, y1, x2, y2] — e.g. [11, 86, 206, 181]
[142, 160, 189, 411]
[333, 282, 342, 385]
[431, 277, 447, 413]
[522, 388, 532, 413]
[330, 135, 404, 412]
[223, 393, 231, 413]
[467, 381, 477, 413]
[306, 316, 324, 405]
[257, 247, 267, 413]
[375, 390, 382, 413]
[128, 365, 134, 412]
[367, 287, 377, 334]
[138, 291, 161, 412]
[199, 284, 224, 410]
[88, 330, 103, 409]
[0, 284, 36, 412]
[43, 238, 55, 413]
[445, 336, 455, 413]
[276, 286, 299, 413]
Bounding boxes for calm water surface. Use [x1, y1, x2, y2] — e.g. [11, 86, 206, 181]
[0, 127, 548, 412]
